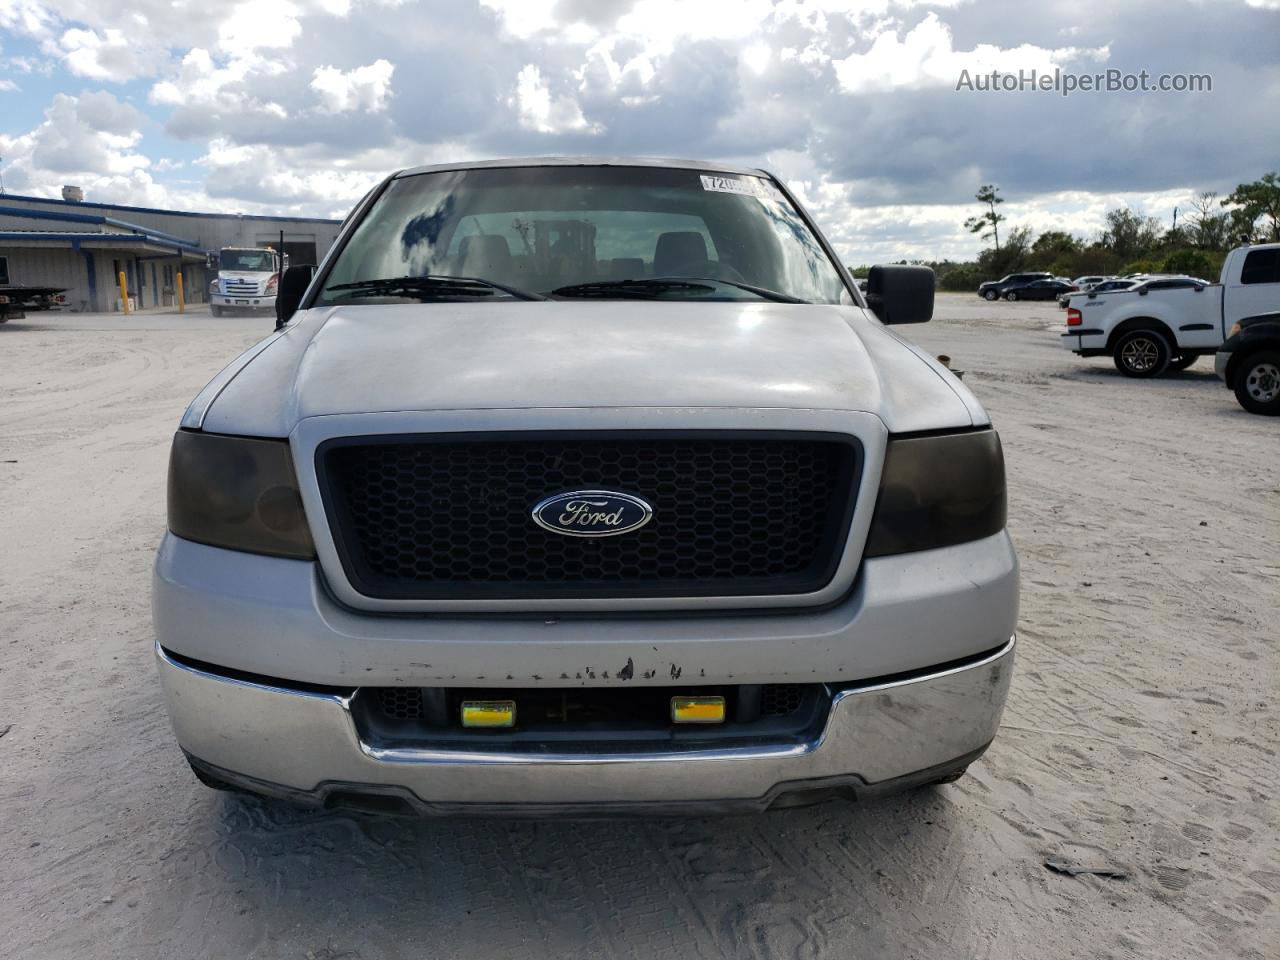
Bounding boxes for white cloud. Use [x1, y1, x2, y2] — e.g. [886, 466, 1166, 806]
[0, 90, 149, 199]
[740, 42, 771, 75]
[514, 63, 599, 133]
[0, 0, 59, 38]
[216, 0, 302, 53]
[311, 59, 395, 113]
[482, 0, 771, 52]
[832, 12, 1107, 93]
[150, 48, 249, 106]
[60, 26, 167, 82]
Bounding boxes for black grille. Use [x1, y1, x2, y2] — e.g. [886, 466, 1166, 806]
[378, 687, 424, 720]
[761, 684, 806, 716]
[318, 432, 859, 601]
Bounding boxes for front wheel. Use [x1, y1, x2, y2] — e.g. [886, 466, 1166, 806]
[210, 304, 222, 317]
[983, 289, 998, 301]
[1004, 291, 1018, 302]
[1234, 351, 1280, 415]
[1167, 353, 1199, 371]
[1113, 329, 1171, 378]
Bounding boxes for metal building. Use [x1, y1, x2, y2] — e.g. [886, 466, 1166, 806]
[0, 191, 342, 312]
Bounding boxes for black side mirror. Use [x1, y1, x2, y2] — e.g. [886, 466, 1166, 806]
[865, 264, 934, 324]
[276, 264, 316, 329]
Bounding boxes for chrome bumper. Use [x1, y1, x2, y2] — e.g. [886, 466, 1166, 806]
[211, 295, 275, 309]
[156, 637, 1015, 815]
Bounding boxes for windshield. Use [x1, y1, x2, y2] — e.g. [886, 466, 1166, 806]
[220, 250, 276, 272]
[317, 166, 850, 304]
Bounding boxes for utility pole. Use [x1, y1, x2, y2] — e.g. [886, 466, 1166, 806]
[0, 155, 6, 195]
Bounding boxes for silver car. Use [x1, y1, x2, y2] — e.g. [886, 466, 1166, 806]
[154, 158, 1017, 815]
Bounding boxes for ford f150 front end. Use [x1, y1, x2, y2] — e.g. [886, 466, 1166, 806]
[153, 158, 1017, 816]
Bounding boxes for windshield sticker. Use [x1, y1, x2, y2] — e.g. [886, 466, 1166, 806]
[700, 174, 786, 202]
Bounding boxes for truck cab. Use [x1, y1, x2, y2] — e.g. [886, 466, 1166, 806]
[1062, 244, 1280, 377]
[209, 247, 282, 317]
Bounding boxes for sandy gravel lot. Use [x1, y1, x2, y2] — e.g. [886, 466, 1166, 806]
[1, 296, 1276, 960]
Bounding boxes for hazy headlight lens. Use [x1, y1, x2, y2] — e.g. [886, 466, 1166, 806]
[167, 430, 315, 559]
[864, 429, 1007, 557]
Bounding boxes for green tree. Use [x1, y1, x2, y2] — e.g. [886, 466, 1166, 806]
[1222, 172, 1280, 241]
[1162, 248, 1214, 279]
[964, 184, 1006, 252]
[1187, 192, 1231, 250]
[1031, 230, 1080, 261]
[978, 225, 1033, 276]
[1099, 207, 1162, 261]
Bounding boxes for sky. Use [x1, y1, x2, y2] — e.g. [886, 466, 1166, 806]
[1, 0, 1277, 261]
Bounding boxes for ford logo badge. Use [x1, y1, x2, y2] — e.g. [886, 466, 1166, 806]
[531, 490, 653, 538]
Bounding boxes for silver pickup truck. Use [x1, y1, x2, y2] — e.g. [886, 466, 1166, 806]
[154, 157, 1017, 816]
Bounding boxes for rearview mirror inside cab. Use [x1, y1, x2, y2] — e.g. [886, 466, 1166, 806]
[865, 264, 934, 325]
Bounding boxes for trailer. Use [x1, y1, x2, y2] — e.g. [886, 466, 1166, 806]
[0, 284, 67, 322]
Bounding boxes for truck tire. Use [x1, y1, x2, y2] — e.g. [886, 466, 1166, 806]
[210, 304, 222, 317]
[983, 289, 998, 301]
[1167, 353, 1199, 371]
[1113, 329, 1170, 378]
[1233, 350, 1280, 415]
[1003, 291, 1018, 301]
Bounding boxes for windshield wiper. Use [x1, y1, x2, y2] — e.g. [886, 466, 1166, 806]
[551, 277, 807, 304]
[550, 279, 716, 299]
[326, 274, 546, 302]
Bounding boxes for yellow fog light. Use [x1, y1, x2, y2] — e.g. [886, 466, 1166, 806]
[671, 696, 726, 724]
[461, 700, 516, 728]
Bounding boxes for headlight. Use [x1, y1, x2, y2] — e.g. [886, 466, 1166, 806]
[864, 429, 1006, 557]
[167, 431, 315, 559]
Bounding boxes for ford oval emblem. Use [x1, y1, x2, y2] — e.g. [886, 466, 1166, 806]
[531, 489, 653, 538]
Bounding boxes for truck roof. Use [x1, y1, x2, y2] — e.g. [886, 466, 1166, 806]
[395, 155, 771, 180]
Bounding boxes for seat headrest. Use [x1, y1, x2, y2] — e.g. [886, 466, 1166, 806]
[653, 231, 708, 276]
[608, 257, 646, 280]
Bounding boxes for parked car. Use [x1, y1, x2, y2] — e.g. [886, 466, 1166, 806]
[1215, 311, 1280, 415]
[1058, 278, 1137, 307]
[1000, 278, 1077, 301]
[977, 272, 1052, 300]
[1071, 275, 1112, 289]
[153, 157, 1017, 817]
[1062, 243, 1280, 377]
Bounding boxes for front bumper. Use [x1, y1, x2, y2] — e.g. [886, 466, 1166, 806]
[154, 530, 1018, 687]
[157, 636, 1014, 815]
[212, 294, 275, 311]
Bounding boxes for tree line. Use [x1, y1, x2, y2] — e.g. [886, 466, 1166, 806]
[851, 173, 1280, 291]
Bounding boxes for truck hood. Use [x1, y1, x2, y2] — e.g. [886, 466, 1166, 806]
[198, 301, 984, 435]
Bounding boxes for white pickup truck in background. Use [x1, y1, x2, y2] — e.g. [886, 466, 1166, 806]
[1062, 243, 1280, 377]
